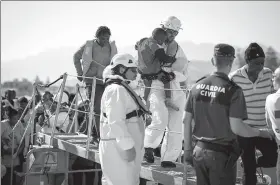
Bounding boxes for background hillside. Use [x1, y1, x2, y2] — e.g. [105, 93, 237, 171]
[1, 41, 279, 96]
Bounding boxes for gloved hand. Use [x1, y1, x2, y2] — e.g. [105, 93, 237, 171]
[119, 147, 136, 162]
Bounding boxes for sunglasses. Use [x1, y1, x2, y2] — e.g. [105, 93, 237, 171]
[165, 29, 179, 36]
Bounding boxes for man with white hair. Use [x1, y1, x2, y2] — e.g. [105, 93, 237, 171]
[144, 16, 189, 168]
[266, 67, 280, 185]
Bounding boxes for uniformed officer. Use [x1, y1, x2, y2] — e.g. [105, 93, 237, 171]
[183, 43, 272, 185]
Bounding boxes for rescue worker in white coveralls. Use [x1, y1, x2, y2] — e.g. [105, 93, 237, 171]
[143, 16, 189, 168]
[99, 53, 150, 185]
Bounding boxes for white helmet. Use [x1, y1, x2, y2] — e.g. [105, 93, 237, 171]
[160, 16, 182, 32]
[110, 53, 137, 68]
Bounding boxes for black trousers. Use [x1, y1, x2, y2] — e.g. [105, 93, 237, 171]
[193, 145, 237, 185]
[237, 136, 278, 185]
[1, 166, 21, 185]
[72, 157, 102, 185]
[85, 84, 105, 140]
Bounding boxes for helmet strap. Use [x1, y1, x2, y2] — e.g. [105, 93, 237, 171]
[120, 67, 129, 79]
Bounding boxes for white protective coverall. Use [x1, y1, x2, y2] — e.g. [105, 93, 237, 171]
[144, 45, 188, 162]
[99, 67, 145, 185]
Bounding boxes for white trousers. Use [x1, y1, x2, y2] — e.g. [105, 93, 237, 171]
[144, 80, 186, 162]
[99, 122, 144, 185]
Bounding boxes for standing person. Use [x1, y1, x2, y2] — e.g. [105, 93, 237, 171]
[2, 89, 17, 111]
[73, 26, 118, 144]
[99, 53, 149, 185]
[1, 106, 25, 185]
[34, 91, 53, 125]
[266, 67, 280, 185]
[18, 96, 30, 128]
[229, 43, 278, 185]
[73, 26, 117, 185]
[183, 43, 273, 185]
[143, 16, 189, 168]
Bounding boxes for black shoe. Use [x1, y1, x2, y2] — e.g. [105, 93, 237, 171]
[144, 148, 154, 163]
[161, 161, 176, 168]
[153, 147, 161, 157]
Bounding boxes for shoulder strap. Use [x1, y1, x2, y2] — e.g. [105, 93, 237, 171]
[213, 74, 239, 88]
[196, 74, 210, 83]
[174, 43, 179, 57]
[212, 74, 240, 94]
[105, 79, 151, 115]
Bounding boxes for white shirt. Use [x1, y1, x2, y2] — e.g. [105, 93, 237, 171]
[266, 89, 280, 144]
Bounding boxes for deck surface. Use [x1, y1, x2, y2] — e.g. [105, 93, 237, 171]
[38, 133, 272, 185]
[37, 132, 196, 185]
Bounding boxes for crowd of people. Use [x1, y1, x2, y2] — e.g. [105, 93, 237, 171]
[1, 15, 280, 185]
[0, 88, 77, 184]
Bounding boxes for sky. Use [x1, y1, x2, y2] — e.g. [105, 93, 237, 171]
[1, 1, 280, 61]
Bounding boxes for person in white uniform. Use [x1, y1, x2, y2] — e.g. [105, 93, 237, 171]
[99, 53, 150, 185]
[144, 16, 189, 168]
[266, 67, 280, 185]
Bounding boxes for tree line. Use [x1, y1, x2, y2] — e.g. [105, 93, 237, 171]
[1, 76, 75, 97]
[234, 46, 280, 71]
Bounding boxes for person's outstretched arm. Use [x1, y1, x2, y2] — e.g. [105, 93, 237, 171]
[73, 43, 86, 79]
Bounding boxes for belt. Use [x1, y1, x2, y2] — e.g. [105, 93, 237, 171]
[140, 71, 161, 81]
[196, 141, 229, 154]
[103, 109, 144, 120]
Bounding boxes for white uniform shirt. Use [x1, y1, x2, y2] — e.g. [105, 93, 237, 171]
[266, 89, 280, 145]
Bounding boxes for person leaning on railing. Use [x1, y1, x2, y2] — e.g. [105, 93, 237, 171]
[73, 26, 118, 146]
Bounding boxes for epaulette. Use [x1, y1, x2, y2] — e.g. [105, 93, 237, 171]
[195, 74, 210, 83]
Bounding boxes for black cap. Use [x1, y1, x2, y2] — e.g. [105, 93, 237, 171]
[43, 91, 54, 97]
[245, 42, 265, 61]
[152, 28, 166, 37]
[18, 96, 28, 104]
[214, 44, 235, 58]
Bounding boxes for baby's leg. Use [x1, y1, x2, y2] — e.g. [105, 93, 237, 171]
[164, 82, 179, 111]
[164, 82, 171, 99]
[143, 79, 152, 102]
